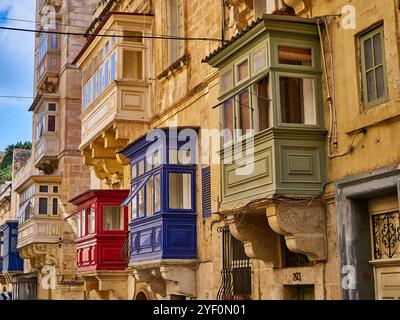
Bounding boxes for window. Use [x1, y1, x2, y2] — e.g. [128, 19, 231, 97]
[103, 206, 124, 231]
[138, 187, 145, 218]
[169, 173, 192, 209]
[52, 198, 58, 215]
[53, 186, 59, 193]
[48, 103, 57, 111]
[278, 46, 312, 66]
[110, 52, 116, 82]
[47, 115, 56, 132]
[223, 99, 234, 144]
[279, 76, 316, 125]
[168, 0, 184, 64]
[253, 76, 270, 131]
[221, 76, 270, 144]
[105, 41, 110, 54]
[146, 177, 154, 217]
[81, 211, 87, 237]
[253, 48, 267, 73]
[76, 214, 81, 237]
[123, 51, 142, 79]
[360, 25, 388, 108]
[236, 59, 249, 82]
[39, 198, 48, 215]
[238, 90, 251, 137]
[39, 185, 48, 193]
[221, 70, 233, 93]
[154, 174, 161, 212]
[87, 207, 95, 234]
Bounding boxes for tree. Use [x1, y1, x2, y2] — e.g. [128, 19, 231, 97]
[0, 141, 32, 184]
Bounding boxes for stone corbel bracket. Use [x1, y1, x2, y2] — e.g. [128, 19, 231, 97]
[227, 211, 280, 267]
[133, 260, 198, 298]
[226, 0, 254, 31]
[266, 200, 327, 261]
[282, 0, 310, 14]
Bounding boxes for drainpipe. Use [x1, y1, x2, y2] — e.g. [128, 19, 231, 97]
[221, 0, 225, 43]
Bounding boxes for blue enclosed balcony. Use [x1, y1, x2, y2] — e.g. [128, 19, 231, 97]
[120, 128, 198, 263]
[0, 221, 24, 273]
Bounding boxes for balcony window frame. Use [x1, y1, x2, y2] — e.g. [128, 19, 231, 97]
[101, 204, 125, 232]
[359, 24, 388, 110]
[218, 36, 323, 146]
[129, 143, 196, 221]
[35, 102, 59, 142]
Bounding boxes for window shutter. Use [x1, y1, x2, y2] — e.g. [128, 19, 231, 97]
[202, 167, 212, 218]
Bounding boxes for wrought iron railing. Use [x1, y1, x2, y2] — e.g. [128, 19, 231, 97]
[120, 231, 131, 263]
[217, 226, 252, 300]
[372, 211, 400, 260]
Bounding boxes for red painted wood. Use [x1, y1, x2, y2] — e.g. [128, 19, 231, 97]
[70, 190, 129, 273]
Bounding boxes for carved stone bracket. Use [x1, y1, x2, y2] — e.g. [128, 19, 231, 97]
[266, 200, 327, 261]
[20, 243, 59, 270]
[132, 260, 198, 298]
[282, 0, 310, 14]
[227, 210, 280, 267]
[81, 271, 129, 300]
[226, 0, 254, 31]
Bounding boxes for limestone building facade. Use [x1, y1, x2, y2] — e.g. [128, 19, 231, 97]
[6, 0, 400, 300]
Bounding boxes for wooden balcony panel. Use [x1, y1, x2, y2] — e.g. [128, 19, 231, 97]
[17, 216, 61, 250]
[36, 52, 60, 90]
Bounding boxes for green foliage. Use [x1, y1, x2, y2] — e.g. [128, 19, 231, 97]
[0, 141, 32, 184]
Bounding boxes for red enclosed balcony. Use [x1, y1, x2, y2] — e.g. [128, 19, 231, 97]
[69, 190, 129, 273]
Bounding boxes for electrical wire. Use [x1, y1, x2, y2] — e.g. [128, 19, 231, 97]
[0, 25, 224, 42]
[0, 15, 198, 40]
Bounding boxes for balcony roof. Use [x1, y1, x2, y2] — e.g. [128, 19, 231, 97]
[119, 126, 200, 158]
[72, 12, 154, 66]
[203, 14, 319, 64]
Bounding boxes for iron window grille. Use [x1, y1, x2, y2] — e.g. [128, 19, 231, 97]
[217, 226, 252, 300]
[372, 211, 400, 260]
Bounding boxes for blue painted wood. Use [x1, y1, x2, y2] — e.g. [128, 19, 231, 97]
[0, 221, 24, 272]
[122, 128, 198, 263]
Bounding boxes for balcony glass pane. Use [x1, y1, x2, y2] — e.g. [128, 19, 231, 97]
[47, 115, 56, 132]
[154, 174, 161, 212]
[39, 185, 48, 193]
[221, 70, 233, 92]
[39, 198, 48, 215]
[76, 214, 81, 237]
[238, 90, 251, 137]
[50, 34, 59, 50]
[146, 177, 154, 217]
[103, 206, 124, 231]
[169, 173, 192, 210]
[253, 76, 270, 132]
[81, 211, 87, 236]
[131, 195, 137, 219]
[111, 52, 116, 82]
[138, 188, 145, 217]
[236, 59, 249, 82]
[278, 46, 312, 66]
[123, 51, 143, 79]
[105, 59, 110, 88]
[253, 48, 267, 72]
[87, 207, 95, 234]
[52, 198, 58, 216]
[280, 76, 316, 125]
[223, 99, 234, 144]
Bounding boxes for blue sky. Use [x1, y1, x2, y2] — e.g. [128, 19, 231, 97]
[0, 1, 35, 151]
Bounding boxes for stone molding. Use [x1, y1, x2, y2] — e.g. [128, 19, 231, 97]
[132, 260, 198, 298]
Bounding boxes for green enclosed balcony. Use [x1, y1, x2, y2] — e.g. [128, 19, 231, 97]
[205, 14, 327, 212]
